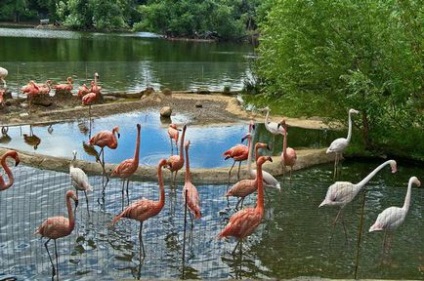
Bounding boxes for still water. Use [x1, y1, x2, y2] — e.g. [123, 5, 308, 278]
[0, 159, 423, 280]
[0, 27, 253, 94]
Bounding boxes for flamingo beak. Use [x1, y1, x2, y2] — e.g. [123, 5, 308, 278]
[15, 159, 20, 166]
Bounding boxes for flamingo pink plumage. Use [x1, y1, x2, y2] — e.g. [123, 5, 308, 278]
[53, 77, 74, 92]
[167, 123, 180, 154]
[218, 155, 273, 240]
[225, 142, 270, 209]
[78, 83, 90, 98]
[223, 120, 255, 181]
[0, 150, 20, 191]
[90, 73, 101, 95]
[280, 120, 297, 179]
[89, 126, 120, 163]
[112, 158, 167, 259]
[35, 190, 79, 278]
[36, 80, 52, 95]
[166, 124, 187, 186]
[183, 140, 201, 219]
[111, 123, 141, 205]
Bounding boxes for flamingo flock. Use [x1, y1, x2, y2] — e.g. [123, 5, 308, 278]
[0, 99, 421, 279]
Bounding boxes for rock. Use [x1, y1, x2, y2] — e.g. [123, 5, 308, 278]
[160, 106, 172, 117]
[32, 94, 53, 107]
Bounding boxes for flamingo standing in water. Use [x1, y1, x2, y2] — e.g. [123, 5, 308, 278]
[319, 160, 397, 235]
[225, 142, 271, 209]
[326, 108, 360, 177]
[167, 123, 180, 155]
[166, 124, 187, 186]
[223, 120, 255, 181]
[89, 126, 120, 164]
[280, 120, 297, 180]
[111, 158, 167, 260]
[82, 91, 98, 123]
[70, 150, 93, 215]
[244, 133, 281, 190]
[218, 156, 273, 245]
[53, 77, 74, 93]
[35, 190, 79, 280]
[0, 150, 20, 191]
[182, 140, 201, 220]
[369, 176, 421, 253]
[111, 123, 141, 206]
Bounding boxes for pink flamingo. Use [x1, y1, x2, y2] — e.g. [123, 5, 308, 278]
[35, 190, 79, 279]
[89, 126, 120, 164]
[36, 80, 52, 95]
[225, 142, 270, 209]
[54, 77, 74, 93]
[77, 83, 90, 98]
[218, 156, 273, 243]
[111, 158, 167, 259]
[223, 120, 255, 181]
[166, 124, 187, 186]
[82, 91, 97, 120]
[280, 120, 297, 179]
[369, 176, 421, 253]
[90, 73, 101, 95]
[111, 124, 141, 206]
[0, 150, 20, 191]
[183, 140, 201, 220]
[167, 123, 180, 154]
[21, 81, 40, 107]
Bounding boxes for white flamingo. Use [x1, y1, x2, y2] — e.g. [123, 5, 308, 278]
[70, 150, 93, 215]
[245, 132, 281, 191]
[262, 106, 285, 136]
[326, 108, 360, 177]
[369, 176, 421, 253]
[0, 67, 8, 88]
[319, 160, 397, 227]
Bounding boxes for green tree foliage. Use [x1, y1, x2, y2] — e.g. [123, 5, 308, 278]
[256, 0, 424, 159]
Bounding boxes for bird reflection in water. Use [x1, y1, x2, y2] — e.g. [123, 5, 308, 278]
[0, 126, 11, 144]
[23, 125, 41, 150]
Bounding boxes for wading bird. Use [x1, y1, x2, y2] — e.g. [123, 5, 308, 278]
[90, 72, 101, 95]
[261, 106, 285, 145]
[182, 140, 201, 220]
[280, 120, 297, 180]
[35, 190, 79, 280]
[218, 156, 273, 249]
[77, 83, 90, 98]
[111, 123, 141, 206]
[369, 176, 421, 253]
[168, 123, 180, 155]
[70, 150, 93, 215]
[166, 124, 187, 186]
[225, 142, 271, 209]
[223, 120, 255, 182]
[326, 108, 360, 178]
[0, 150, 20, 191]
[111, 158, 167, 260]
[319, 160, 397, 234]
[89, 126, 120, 165]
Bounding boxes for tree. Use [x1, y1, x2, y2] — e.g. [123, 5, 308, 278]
[255, 0, 424, 158]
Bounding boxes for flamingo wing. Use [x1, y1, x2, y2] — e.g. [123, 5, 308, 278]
[111, 159, 138, 178]
[36, 216, 71, 239]
[327, 138, 348, 154]
[369, 207, 406, 232]
[70, 166, 92, 192]
[218, 208, 263, 239]
[113, 199, 161, 224]
[183, 182, 201, 219]
[226, 179, 257, 198]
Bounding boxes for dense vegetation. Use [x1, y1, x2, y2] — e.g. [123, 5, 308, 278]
[249, 0, 424, 160]
[0, 0, 259, 41]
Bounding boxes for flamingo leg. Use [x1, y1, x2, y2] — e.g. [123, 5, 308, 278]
[83, 190, 90, 217]
[236, 161, 242, 181]
[126, 179, 130, 205]
[44, 239, 56, 278]
[169, 138, 174, 155]
[139, 221, 145, 260]
[227, 161, 236, 183]
[235, 197, 244, 210]
[54, 239, 59, 281]
[121, 180, 125, 210]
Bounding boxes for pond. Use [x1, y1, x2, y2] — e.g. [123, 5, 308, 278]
[0, 158, 423, 280]
[0, 27, 254, 95]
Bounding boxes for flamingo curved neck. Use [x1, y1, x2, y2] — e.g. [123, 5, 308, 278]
[134, 126, 141, 163]
[247, 135, 254, 173]
[282, 131, 288, 155]
[354, 160, 394, 192]
[179, 127, 187, 161]
[66, 195, 76, 231]
[158, 166, 165, 206]
[184, 145, 191, 182]
[256, 162, 265, 212]
[402, 178, 415, 211]
[0, 154, 14, 190]
[346, 111, 354, 143]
